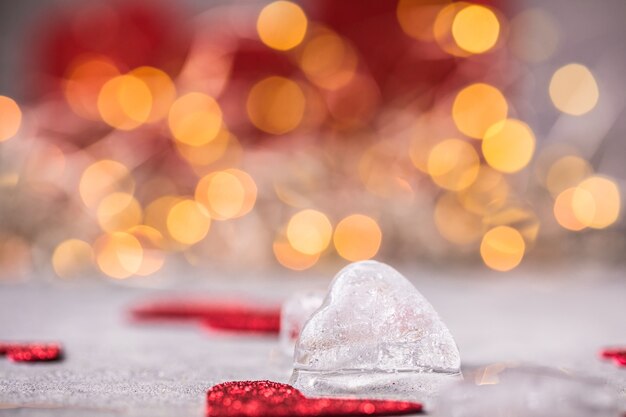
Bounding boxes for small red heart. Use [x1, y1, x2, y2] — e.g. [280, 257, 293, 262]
[0, 342, 63, 362]
[130, 300, 281, 334]
[600, 348, 626, 368]
[206, 380, 423, 417]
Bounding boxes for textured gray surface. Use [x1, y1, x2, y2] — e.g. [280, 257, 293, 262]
[0, 265, 625, 416]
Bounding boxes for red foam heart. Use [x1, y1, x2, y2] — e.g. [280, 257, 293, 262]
[600, 348, 626, 368]
[206, 380, 422, 417]
[0, 342, 63, 362]
[130, 300, 281, 334]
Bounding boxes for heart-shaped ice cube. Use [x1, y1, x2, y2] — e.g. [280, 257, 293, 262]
[290, 261, 461, 400]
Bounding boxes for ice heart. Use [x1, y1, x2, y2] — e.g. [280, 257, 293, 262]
[290, 261, 461, 400]
[205, 380, 422, 417]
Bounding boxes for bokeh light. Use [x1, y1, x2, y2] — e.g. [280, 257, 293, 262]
[128, 225, 166, 277]
[130, 66, 176, 123]
[0, 95, 22, 142]
[572, 176, 621, 229]
[96, 192, 142, 232]
[482, 119, 536, 173]
[195, 169, 257, 220]
[396, 0, 445, 42]
[168, 92, 223, 146]
[286, 209, 332, 255]
[549, 63, 599, 115]
[433, 2, 472, 57]
[166, 199, 211, 245]
[64, 56, 120, 120]
[79, 160, 135, 209]
[52, 239, 94, 278]
[427, 138, 480, 191]
[299, 29, 357, 90]
[97, 74, 153, 130]
[452, 83, 508, 139]
[333, 214, 382, 261]
[545, 155, 592, 196]
[273, 234, 320, 271]
[480, 226, 525, 272]
[451, 5, 500, 54]
[95, 232, 143, 279]
[247, 76, 306, 134]
[553, 188, 587, 231]
[257, 1, 308, 51]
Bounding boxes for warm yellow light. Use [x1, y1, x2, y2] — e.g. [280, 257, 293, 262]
[168, 92, 223, 147]
[300, 29, 357, 90]
[482, 119, 535, 173]
[549, 64, 599, 116]
[434, 193, 483, 245]
[166, 199, 211, 245]
[96, 192, 142, 232]
[554, 188, 587, 231]
[273, 235, 320, 270]
[130, 66, 176, 123]
[545, 155, 592, 196]
[433, 2, 472, 57]
[452, 5, 500, 54]
[64, 56, 120, 120]
[458, 165, 509, 215]
[257, 1, 308, 51]
[247, 76, 306, 134]
[0, 96, 22, 142]
[195, 169, 257, 220]
[480, 226, 525, 272]
[128, 225, 166, 277]
[286, 209, 332, 255]
[95, 232, 143, 279]
[427, 138, 480, 191]
[452, 83, 508, 139]
[97, 74, 152, 130]
[144, 195, 183, 242]
[175, 128, 233, 167]
[572, 176, 620, 229]
[79, 160, 134, 209]
[52, 239, 94, 278]
[397, 0, 446, 42]
[333, 214, 382, 261]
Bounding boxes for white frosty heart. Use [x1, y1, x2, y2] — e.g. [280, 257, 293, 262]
[290, 260, 461, 400]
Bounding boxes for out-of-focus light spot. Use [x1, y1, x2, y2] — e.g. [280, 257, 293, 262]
[96, 192, 142, 232]
[452, 5, 500, 54]
[247, 76, 306, 134]
[459, 165, 509, 215]
[128, 225, 165, 276]
[52, 239, 94, 279]
[333, 214, 382, 261]
[427, 139, 479, 191]
[483, 201, 540, 244]
[397, 0, 446, 42]
[257, 1, 308, 51]
[97, 74, 152, 130]
[95, 232, 143, 279]
[144, 195, 183, 242]
[452, 83, 508, 139]
[433, 2, 472, 57]
[286, 209, 332, 255]
[434, 193, 483, 246]
[554, 188, 587, 231]
[545, 155, 592, 196]
[273, 234, 320, 270]
[509, 9, 559, 63]
[549, 64, 599, 116]
[175, 128, 234, 167]
[166, 199, 211, 245]
[572, 176, 620, 229]
[482, 119, 535, 173]
[480, 226, 525, 272]
[299, 29, 357, 90]
[130, 67, 176, 123]
[0, 96, 22, 142]
[80, 160, 134, 209]
[168, 92, 223, 146]
[64, 56, 120, 120]
[195, 169, 257, 220]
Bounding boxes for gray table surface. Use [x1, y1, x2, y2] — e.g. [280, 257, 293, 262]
[1, 264, 625, 416]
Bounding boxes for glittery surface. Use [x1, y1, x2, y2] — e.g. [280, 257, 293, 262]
[601, 348, 626, 367]
[205, 380, 422, 417]
[0, 342, 62, 362]
[130, 300, 280, 334]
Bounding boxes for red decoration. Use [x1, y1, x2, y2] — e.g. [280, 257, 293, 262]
[130, 300, 281, 334]
[0, 342, 63, 362]
[600, 348, 626, 367]
[206, 380, 422, 417]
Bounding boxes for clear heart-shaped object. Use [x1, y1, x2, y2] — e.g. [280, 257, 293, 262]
[290, 261, 461, 401]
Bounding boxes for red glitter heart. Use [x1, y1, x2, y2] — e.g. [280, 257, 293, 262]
[0, 342, 63, 362]
[600, 348, 626, 368]
[130, 300, 281, 334]
[206, 380, 423, 417]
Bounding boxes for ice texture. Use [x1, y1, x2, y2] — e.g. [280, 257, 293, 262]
[280, 291, 325, 356]
[290, 260, 461, 400]
[434, 366, 620, 417]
